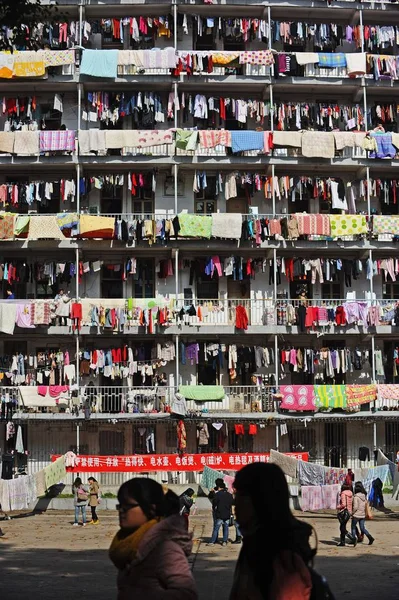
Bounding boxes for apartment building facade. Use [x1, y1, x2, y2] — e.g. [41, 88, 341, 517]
[0, 0, 399, 488]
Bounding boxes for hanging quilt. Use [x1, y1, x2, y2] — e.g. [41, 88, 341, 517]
[314, 385, 347, 409]
[347, 385, 377, 406]
[329, 214, 368, 237]
[279, 385, 316, 411]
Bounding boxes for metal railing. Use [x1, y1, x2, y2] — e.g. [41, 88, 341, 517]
[176, 298, 275, 327]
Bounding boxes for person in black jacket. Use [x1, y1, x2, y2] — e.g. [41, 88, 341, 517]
[207, 482, 233, 547]
[179, 488, 195, 529]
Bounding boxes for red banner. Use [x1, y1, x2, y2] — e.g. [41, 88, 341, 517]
[52, 452, 308, 473]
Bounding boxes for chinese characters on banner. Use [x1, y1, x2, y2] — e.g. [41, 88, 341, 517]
[51, 452, 309, 472]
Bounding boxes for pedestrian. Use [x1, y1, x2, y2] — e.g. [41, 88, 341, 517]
[179, 488, 195, 529]
[351, 482, 375, 546]
[88, 477, 100, 524]
[206, 481, 233, 547]
[231, 490, 242, 545]
[6, 289, 14, 299]
[109, 477, 197, 600]
[337, 482, 353, 547]
[72, 476, 89, 527]
[344, 468, 355, 487]
[229, 462, 334, 600]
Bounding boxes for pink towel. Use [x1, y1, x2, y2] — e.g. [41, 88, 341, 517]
[280, 385, 316, 411]
[48, 385, 69, 398]
[37, 386, 48, 397]
[224, 475, 234, 493]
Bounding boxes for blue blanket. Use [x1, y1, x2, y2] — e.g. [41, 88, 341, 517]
[80, 49, 118, 78]
[317, 53, 347, 68]
[230, 130, 264, 154]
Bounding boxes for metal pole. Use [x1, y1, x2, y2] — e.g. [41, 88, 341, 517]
[76, 163, 81, 214]
[76, 333, 80, 388]
[359, 9, 365, 53]
[175, 248, 179, 300]
[371, 335, 376, 383]
[373, 421, 377, 454]
[366, 166, 371, 219]
[78, 2, 83, 48]
[363, 83, 368, 132]
[75, 247, 80, 299]
[369, 248, 373, 297]
[274, 334, 279, 387]
[174, 81, 178, 129]
[174, 164, 178, 215]
[175, 333, 180, 388]
[173, 0, 178, 51]
[273, 248, 277, 300]
[76, 423, 80, 455]
[271, 164, 276, 214]
[275, 422, 279, 451]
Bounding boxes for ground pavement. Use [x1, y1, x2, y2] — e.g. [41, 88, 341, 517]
[0, 509, 398, 600]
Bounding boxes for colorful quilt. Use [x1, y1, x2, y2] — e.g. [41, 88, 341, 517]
[39, 130, 75, 152]
[378, 384, 399, 400]
[314, 385, 347, 409]
[178, 214, 212, 238]
[199, 130, 231, 148]
[317, 53, 347, 68]
[295, 214, 331, 236]
[279, 385, 316, 411]
[239, 50, 274, 65]
[329, 215, 368, 237]
[325, 467, 347, 486]
[347, 385, 377, 406]
[230, 131, 264, 153]
[373, 215, 399, 235]
[0, 214, 15, 239]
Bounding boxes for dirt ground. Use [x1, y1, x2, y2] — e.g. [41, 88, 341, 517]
[0, 509, 398, 600]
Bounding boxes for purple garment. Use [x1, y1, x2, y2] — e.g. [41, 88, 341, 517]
[205, 258, 213, 277]
[369, 133, 397, 159]
[15, 304, 36, 328]
[186, 343, 199, 365]
[70, 263, 76, 277]
[330, 350, 338, 369]
[346, 25, 353, 42]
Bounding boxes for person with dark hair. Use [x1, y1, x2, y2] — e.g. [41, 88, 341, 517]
[179, 488, 195, 529]
[207, 480, 233, 547]
[72, 476, 89, 527]
[88, 477, 100, 525]
[337, 482, 353, 547]
[109, 477, 197, 600]
[351, 482, 374, 547]
[230, 463, 334, 600]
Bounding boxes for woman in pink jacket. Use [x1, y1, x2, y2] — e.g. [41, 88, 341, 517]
[337, 483, 353, 547]
[109, 478, 198, 600]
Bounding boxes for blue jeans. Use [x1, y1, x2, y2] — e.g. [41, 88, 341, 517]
[351, 518, 370, 539]
[210, 518, 229, 544]
[234, 521, 241, 538]
[75, 505, 87, 524]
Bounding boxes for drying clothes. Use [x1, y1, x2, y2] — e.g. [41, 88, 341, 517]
[301, 131, 335, 159]
[0, 303, 17, 335]
[40, 130, 75, 153]
[369, 132, 397, 159]
[314, 385, 347, 409]
[13, 131, 39, 156]
[230, 130, 265, 153]
[44, 455, 66, 490]
[373, 215, 399, 235]
[80, 49, 119, 78]
[325, 468, 347, 486]
[300, 486, 323, 511]
[298, 461, 326, 486]
[201, 465, 225, 490]
[279, 385, 316, 411]
[211, 213, 242, 240]
[33, 470, 47, 497]
[239, 50, 274, 65]
[28, 216, 65, 240]
[0, 479, 11, 512]
[178, 214, 212, 239]
[269, 449, 298, 479]
[329, 215, 368, 237]
[198, 130, 231, 148]
[321, 485, 341, 510]
[359, 446, 371, 461]
[295, 214, 330, 237]
[347, 385, 377, 407]
[272, 131, 302, 147]
[8, 478, 29, 511]
[79, 130, 107, 154]
[0, 132, 15, 153]
[235, 305, 249, 330]
[317, 53, 347, 68]
[105, 129, 173, 149]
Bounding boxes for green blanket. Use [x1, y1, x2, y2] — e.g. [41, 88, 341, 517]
[178, 214, 212, 239]
[314, 385, 347, 409]
[179, 385, 225, 401]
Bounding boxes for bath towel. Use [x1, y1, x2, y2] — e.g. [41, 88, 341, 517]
[13, 131, 39, 156]
[0, 302, 17, 334]
[80, 49, 118, 78]
[0, 132, 15, 153]
[79, 129, 106, 154]
[345, 52, 366, 76]
[211, 213, 242, 240]
[272, 131, 302, 147]
[301, 131, 335, 159]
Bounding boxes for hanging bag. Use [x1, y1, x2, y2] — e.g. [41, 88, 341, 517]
[337, 493, 350, 524]
[365, 500, 373, 520]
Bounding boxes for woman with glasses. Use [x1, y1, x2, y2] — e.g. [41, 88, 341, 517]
[109, 477, 198, 600]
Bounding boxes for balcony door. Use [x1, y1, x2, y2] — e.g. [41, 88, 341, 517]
[226, 197, 248, 214]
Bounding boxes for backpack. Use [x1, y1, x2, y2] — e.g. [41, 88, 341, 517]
[77, 486, 88, 501]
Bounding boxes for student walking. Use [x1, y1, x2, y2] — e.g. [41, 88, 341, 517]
[207, 481, 233, 546]
[109, 477, 197, 600]
[72, 477, 89, 527]
[179, 488, 195, 529]
[88, 477, 100, 524]
[229, 463, 334, 600]
[337, 483, 353, 547]
[351, 482, 375, 546]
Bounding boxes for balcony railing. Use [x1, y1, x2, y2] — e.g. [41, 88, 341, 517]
[13, 385, 275, 415]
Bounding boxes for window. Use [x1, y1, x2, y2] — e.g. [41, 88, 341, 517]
[385, 422, 399, 458]
[5, 177, 61, 215]
[132, 191, 154, 218]
[324, 422, 347, 468]
[101, 183, 122, 214]
[289, 427, 317, 459]
[132, 425, 156, 454]
[101, 264, 123, 298]
[321, 282, 342, 300]
[195, 31, 216, 51]
[196, 275, 218, 300]
[195, 199, 216, 215]
[99, 430, 125, 455]
[133, 259, 155, 299]
[383, 282, 399, 300]
[229, 430, 254, 453]
[166, 423, 178, 450]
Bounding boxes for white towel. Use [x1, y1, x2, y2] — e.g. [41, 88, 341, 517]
[211, 213, 242, 240]
[273, 131, 302, 148]
[13, 131, 39, 156]
[302, 131, 335, 159]
[79, 129, 106, 154]
[0, 132, 15, 153]
[346, 52, 366, 76]
[295, 52, 319, 66]
[0, 302, 17, 334]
